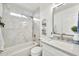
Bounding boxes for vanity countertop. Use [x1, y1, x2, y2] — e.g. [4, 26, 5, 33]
[40, 36, 79, 56]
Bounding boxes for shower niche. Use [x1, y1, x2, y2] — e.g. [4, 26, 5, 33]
[42, 19, 47, 35]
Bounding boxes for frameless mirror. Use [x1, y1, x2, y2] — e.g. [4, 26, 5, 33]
[53, 3, 79, 43]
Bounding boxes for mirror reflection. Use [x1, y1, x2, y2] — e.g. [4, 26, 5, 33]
[53, 3, 79, 44]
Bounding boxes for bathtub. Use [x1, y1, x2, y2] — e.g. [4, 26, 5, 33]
[0, 41, 38, 56]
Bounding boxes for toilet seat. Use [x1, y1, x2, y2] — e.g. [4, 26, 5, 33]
[31, 46, 42, 56]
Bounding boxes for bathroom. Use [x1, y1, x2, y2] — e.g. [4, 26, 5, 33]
[0, 3, 79, 56]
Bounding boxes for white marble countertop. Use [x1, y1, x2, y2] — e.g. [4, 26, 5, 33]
[40, 36, 79, 56]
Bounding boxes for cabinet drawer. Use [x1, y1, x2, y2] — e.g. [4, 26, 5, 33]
[43, 49, 58, 56]
[42, 42, 70, 56]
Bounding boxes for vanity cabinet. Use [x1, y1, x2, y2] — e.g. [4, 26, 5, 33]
[40, 42, 70, 56]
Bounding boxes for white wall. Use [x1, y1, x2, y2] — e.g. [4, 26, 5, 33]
[33, 6, 40, 43]
[40, 4, 53, 38]
[33, 18, 40, 43]
[54, 5, 79, 35]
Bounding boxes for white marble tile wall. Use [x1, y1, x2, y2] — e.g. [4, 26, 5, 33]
[1, 5, 32, 48]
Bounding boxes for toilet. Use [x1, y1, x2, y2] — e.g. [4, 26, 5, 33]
[31, 46, 42, 56]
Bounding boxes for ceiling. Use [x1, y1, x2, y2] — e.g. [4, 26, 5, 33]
[14, 3, 79, 14]
[15, 3, 51, 12]
[54, 3, 79, 14]
[8, 3, 52, 13]
[5, 3, 78, 18]
[6, 3, 51, 18]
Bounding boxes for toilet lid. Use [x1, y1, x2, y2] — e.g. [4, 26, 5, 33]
[31, 46, 42, 53]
